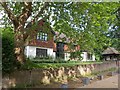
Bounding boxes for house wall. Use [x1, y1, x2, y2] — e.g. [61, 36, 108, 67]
[29, 40, 56, 51]
[25, 46, 55, 59]
[28, 22, 56, 51]
[81, 52, 95, 61]
[92, 54, 95, 61]
[64, 53, 70, 61]
[25, 46, 95, 61]
[25, 46, 36, 58]
[64, 52, 95, 61]
[81, 52, 88, 61]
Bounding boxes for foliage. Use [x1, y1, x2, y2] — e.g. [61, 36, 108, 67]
[20, 59, 102, 70]
[53, 2, 119, 53]
[107, 7, 120, 51]
[33, 59, 67, 63]
[2, 27, 19, 74]
[32, 57, 66, 63]
[94, 54, 101, 62]
[34, 55, 54, 60]
[1, 2, 120, 64]
[70, 51, 83, 60]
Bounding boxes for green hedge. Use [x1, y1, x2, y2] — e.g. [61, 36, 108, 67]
[2, 28, 18, 74]
[21, 59, 102, 70]
[32, 59, 68, 63]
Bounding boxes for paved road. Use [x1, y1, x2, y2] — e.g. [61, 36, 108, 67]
[78, 74, 119, 88]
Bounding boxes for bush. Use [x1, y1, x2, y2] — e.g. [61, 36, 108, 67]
[20, 59, 38, 70]
[32, 57, 67, 63]
[34, 55, 53, 60]
[2, 28, 17, 74]
[70, 51, 83, 60]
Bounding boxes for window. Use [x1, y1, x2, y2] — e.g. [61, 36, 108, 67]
[88, 53, 92, 60]
[36, 48, 47, 57]
[37, 31, 48, 41]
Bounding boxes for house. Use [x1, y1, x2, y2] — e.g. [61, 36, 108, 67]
[81, 51, 95, 61]
[25, 20, 95, 61]
[102, 47, 120, 61]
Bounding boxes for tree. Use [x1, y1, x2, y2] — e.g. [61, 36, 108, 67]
[1, 2, 50, 64]
[1, 2, 119, 64]
[107, 6, 120, 51]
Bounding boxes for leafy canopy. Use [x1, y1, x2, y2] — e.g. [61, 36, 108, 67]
[1, 2, 120, 54]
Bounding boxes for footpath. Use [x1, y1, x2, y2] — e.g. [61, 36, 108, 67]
[78, 74, 119, 88]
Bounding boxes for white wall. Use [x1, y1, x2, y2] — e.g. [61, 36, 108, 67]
[92, 54, 95, 61]
[25, 46, 36, 58]
[25, 46, 96, 61]
[25, 46, 55, 59]
[81, 52, 88, 61]
[81, 52, 95, 61]
[52, 52, 56, 59]
[47, 49, 56, 58]
[64, 53, 70, 61]
[64, 52, 95, 61]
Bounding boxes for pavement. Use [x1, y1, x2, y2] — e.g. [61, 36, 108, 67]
[78, 74, 119, 88]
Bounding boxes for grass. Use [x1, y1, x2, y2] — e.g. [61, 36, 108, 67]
[21, 59, 103, 70]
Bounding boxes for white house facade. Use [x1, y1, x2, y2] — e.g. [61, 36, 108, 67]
[25, 46, 95, 61]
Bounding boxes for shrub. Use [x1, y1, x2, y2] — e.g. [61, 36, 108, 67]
[2, 28, 17, 74]
[20, 59, 38, 70]
[34, 55, 54, 60]
[70, 51, 83, 60]
[32, 57, 67, 63]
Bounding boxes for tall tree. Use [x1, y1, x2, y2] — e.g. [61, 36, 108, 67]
[1, 2, 49, 64]
[108, 6, 120, 51]
[1, 2, 119, 64]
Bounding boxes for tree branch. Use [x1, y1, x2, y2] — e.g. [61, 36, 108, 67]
[18, 2, 32, 26]
[23, 2, 49, 41]
[23, 19, 44, 41]
[26, 2, 49, 28]
[33, 2, 49, 22]
[0, 2, 18, 26]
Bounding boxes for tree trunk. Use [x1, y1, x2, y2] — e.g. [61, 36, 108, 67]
[14, 29, 26, 64]
[14, 44, 25, 64]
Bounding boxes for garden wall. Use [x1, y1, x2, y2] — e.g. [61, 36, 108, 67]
[2, 61, 119, 88]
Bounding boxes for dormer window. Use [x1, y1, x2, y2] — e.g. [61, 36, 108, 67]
[37, 31, 48, 41]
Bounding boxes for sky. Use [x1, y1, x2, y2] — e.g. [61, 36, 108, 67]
[0, 10, 4, 27]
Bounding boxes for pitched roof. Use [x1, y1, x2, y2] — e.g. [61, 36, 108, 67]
[102, 47, 120, 55]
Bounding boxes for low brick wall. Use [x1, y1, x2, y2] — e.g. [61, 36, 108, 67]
[2, 61, 119, 88]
